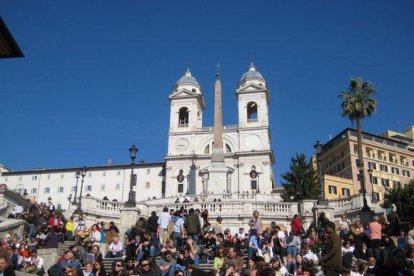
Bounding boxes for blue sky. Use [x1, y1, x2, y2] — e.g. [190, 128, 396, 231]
[1, 1, 413, 184]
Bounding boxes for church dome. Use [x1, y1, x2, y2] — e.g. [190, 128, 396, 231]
[240, 63, 264, 81]
[175, 69, 200, 87]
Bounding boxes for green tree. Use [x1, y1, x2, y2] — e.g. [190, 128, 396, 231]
[384, 179, 414, 217]
[339, 78, 377, 210]
[281, 153, 319, 202]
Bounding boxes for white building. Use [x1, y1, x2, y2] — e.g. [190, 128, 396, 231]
[0, 64, 275, 208]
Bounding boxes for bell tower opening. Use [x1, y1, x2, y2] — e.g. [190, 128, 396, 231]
[178, 107, 189, 128]
[247, 102, 258, 123]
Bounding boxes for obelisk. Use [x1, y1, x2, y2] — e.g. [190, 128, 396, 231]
[207, 64, 230, 194]
[212, 65, 225, 163]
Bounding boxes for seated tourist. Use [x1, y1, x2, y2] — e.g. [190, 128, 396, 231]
[223, 247, 243, 273]
[91, 261, 106, 276]
[23, 250, 44, 275]
[107, 260, 126, 276]
[0, 256, 15, 276]
[156, 250, 176, 276]
[61, 250, 81, 269]
[124, 257, 137, 275]
[81, 262, 94, 276]
[137, 258, 159, 276]
[106, 237, 124, 258]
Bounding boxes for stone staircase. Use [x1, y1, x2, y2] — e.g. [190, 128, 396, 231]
[57, 240, 77, 256]
[101, 248, 249, 273]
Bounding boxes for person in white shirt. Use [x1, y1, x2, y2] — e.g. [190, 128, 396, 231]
[106, 237, 124, 258]
[172, 211, 184, 247]
[89, 224, 102, 245]
[339, 214, 351, 239]
[301, 243, 319, 265]
[157, 207, 171, 246]
[24, 250, 44, 274]
[14, 204, 23, 217]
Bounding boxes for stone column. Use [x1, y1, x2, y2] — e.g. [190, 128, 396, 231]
[119, 207, 140, 242]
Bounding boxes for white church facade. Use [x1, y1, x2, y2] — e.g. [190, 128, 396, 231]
[0, 64, 276, 209]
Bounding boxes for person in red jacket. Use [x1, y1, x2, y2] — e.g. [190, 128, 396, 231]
[291, 214, 302, 235]
[48, 214, 63, 229]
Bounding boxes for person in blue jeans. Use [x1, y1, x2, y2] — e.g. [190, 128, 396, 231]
[286, 231, 300, 257]
[136, 232, 159, 261]
[248, 229, 260, 260]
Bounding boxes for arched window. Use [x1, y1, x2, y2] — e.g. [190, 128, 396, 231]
[178, 107, 189, 128]
[247, 102, 258, 123]
[204, 145, 210, 154]
[225, 144, 232, 153]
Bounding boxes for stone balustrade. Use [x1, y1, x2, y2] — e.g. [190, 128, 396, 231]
[73, 193, 382, 228]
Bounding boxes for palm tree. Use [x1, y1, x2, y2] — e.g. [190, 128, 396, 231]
[339, 77, 377, 211]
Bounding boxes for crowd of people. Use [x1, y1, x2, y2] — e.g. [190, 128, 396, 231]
[1, 200, 414, 276]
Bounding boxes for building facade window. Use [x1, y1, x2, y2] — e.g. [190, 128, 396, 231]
[19, 176, 22, 181]
[117, 171, 121, 176]
[342, 188, 350, 197]
[381, 178, 390, 187]
[251, 180, 257, 190]
[328, 185, 337, 194]
[47, 175, 51, 179]
[61, 174, 64, 179]
[86, 185, 92, 192]
[146, 182, 150, 189]
[147, 169, 150, 175]
[72, 186, 77, 192]
[368, 162, 377, 170]
[391, 167, 399, 175]
[88, 172, 92, 177]
[247, 101, 258, 123]
[31, 188, 37, 194]
[402, 170, 410, 177]
[57, 187, 64, 193]
[178, 183, 184, 193]
[374, 192, 380, 201]
[32, 175, 38, 181]
[372, 176, 378, 184]
[44, 187, 50, 193]
[103, 172, 106, 177]
[115, 183, 120, 190]
[393, 181, 401, 189]
[178, 107, 189, 127]
[101, 184, 105, 191]
[380, 164, 388, 172]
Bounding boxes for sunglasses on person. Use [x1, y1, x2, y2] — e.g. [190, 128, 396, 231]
[115, 263, 123, 267]
[141, 263, 149, 267]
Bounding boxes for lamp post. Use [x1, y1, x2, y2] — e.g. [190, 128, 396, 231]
[359, 167, 370, 212]
[74, 166, 87, 214]
[368, 168, 376, 203]
[67, 194, 72, 210]
[72, 169, 81, 205]
[125, 145, 138, 207]
[314, 141, 326, 204]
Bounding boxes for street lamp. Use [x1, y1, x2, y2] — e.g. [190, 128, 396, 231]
[67, 194, 72, 209]
[314, 141, 326, 204]
[72, 169, 81, 205]
[125, 145, 138, 207]
[359, 167, 371, 212]
[74, 166, 87, 214]
[368, 168, 376, 203]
